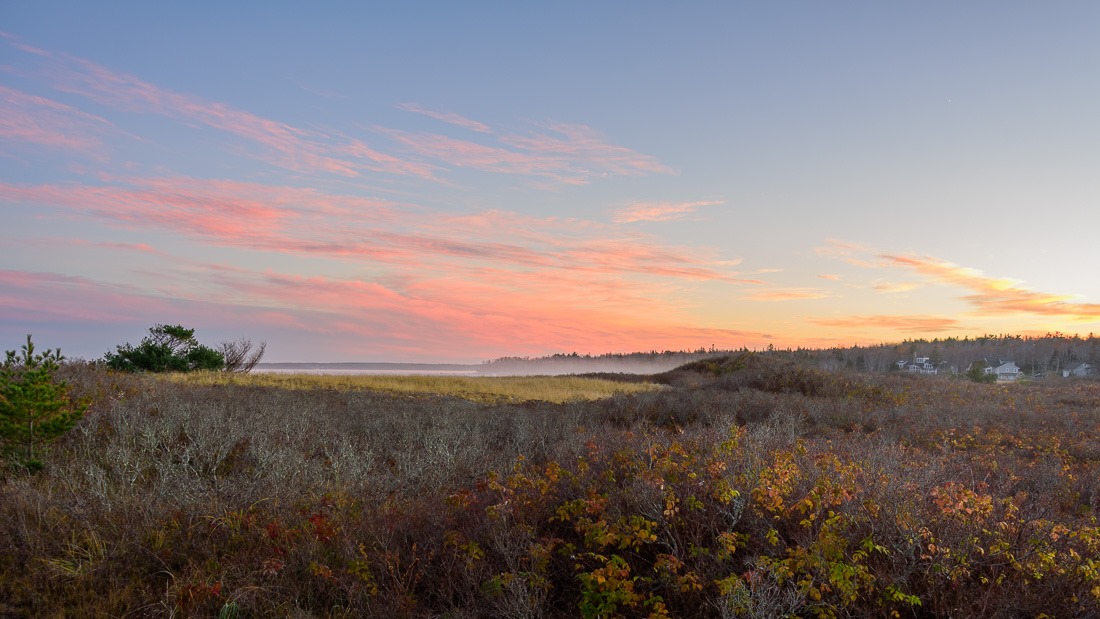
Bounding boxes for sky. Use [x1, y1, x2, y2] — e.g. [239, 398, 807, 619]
[2, 3, 1099, 363]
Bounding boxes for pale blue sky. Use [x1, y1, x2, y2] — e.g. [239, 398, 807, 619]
[2, 2, 1098, 361]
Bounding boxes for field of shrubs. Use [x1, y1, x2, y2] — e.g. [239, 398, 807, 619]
[2, 354, 1098, 617]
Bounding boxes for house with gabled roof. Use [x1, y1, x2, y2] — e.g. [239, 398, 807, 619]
[974, 358, 1020, 381]
[1063, 362, 1094, 377]
[896, 356, 940, 375]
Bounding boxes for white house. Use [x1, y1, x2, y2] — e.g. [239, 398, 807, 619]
[898, 356, 939, 375]
[1063, 363, 1094, 378]
[983, 359, 1021, 381]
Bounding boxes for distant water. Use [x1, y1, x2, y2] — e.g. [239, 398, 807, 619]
[256, 368, 480, 376]
[253, 363, 481, 376]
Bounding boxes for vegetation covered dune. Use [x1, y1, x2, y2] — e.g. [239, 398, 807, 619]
[2, 353, 1099, 617]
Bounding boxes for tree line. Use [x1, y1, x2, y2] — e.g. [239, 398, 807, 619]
[808, 333, 1099, 376]
[482, 334, 1099, 378]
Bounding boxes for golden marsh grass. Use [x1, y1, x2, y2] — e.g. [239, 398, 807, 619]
[160, 371, 661, 403]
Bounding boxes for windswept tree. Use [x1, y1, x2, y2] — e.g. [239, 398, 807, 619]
[0, 335, 87, 470]
[219, 338, 266, 373]
[105, 324, 225, 372]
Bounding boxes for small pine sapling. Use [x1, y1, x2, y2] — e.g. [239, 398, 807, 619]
[0, 335, 87, 470]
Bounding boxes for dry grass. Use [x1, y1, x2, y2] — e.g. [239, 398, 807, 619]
[159, 371, 661, 403]
[3, 356, 1097, 617]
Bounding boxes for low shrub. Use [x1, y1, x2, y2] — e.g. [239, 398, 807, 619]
[1, 360, 1097, 616]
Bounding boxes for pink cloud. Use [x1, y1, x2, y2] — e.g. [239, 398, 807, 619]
[433, 210, 599, 246]
[420, 212, 754, 283]
[1, 246, 770, 362]
[1, 180, 290, 239]
[406, 264, 695, 330]
[807, 314, 962, 333]
[563, 239, 760, 283]
[501, 123, 674, 175]
[816, 274, 841, 281]
[398, 103, 491, 133]
[0, 176, 401, 240]
[6, 36, 672, 189]
[0, 85, 113, 153]
[10, 237, 167, 257]
[2, 170, 764, 361]
[2, 177, 751, 284]
[0, 268, 336, 361]
[190, 266, 771, 358]
[613, 200, 721, 223]
[0, 269, 173, 324]
[5, 38, 434, 179]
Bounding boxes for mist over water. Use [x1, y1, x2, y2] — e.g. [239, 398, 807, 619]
[253, 356, 706, 377]
[478, 360, 692, 376]
[256, 368, 479, 376]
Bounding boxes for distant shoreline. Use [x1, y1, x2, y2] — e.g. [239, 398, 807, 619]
[254, 362, 480, 375]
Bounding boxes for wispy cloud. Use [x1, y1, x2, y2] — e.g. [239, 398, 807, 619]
[808, 314, 962, 333]
[613, 200, 721, 223]
[0, 269, 173, 324]
[379, 128, 561, 178]
[816, 239, 884, 268]
[9, 237, 166, 256]
[744, 287, 829, 302]
[500, 123, 674, 175]
[881, 254, 1100, 321]
[0, 176, 750, 284]
[1, 263, 774, 361]
[816, 274, 841, 281]
[5, 36, 674, 190]
[4, 36, 435, 179]
[0, 85, 113, 153]
[562, 239, 760, 283]
[236, 265, 768, 355]
[378, 121, 672, 185]
[0, 34, 770, 359]
[821, 239, 1100, 323]
[3, 179, 297, 240]
[871, 280, 921, 293]
[398, 102, 491, 133]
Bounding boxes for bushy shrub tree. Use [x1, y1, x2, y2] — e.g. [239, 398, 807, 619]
[105, 324, 225, 372]
[0, 335, 86, 470]
[966, 360, 997, 383]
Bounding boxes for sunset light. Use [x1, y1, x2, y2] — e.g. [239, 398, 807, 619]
[3, 7, 1100, 616]
[3, 5, 1098, 362]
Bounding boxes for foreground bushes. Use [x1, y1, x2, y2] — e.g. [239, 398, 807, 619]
[1, 359, 1098, 616]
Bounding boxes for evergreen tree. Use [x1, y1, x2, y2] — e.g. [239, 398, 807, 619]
[0, 335, 87, 470]
[105, 324, 225, 372]
[966, 360, 996, 384]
